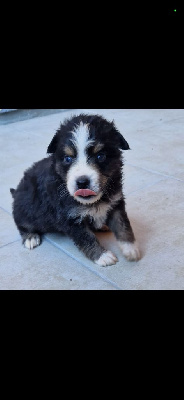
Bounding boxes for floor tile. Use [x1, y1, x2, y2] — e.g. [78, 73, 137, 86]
[0, 240, 117, 290]
[0, 208, 20, 247]
[117, 111, 184, 179]
[97, 179, 184, 290]
[123, 164, 164, 195]
[46, 178, 184, 290]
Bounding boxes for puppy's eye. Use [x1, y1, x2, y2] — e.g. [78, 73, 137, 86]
[64, 156, 73, 164]
[96, 153, 106, 163]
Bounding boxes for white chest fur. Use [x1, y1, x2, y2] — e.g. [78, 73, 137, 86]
[68, 191, 122, 229]
[87, 202, 112, 229]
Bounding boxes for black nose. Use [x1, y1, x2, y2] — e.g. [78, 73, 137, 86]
[76, 176, 90, 189]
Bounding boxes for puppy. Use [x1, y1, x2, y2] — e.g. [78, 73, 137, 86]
[10, 114, 140, 267]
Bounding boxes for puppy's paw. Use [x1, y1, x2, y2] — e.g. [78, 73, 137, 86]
[24, 234, 41, 250]
[95, 250, 118, 267]
[118, 241, 140, 261]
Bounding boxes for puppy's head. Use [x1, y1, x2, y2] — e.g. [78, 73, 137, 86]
[47, 114, 130, 205]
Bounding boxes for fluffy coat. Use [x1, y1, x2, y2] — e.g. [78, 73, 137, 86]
[10, 114, 140, 266]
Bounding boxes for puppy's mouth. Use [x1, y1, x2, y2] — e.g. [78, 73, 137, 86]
[74, 189, 97, 198]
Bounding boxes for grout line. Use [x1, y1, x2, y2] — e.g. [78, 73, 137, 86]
[126, 163, 184, 182]
[125, 178, 168, 196]
[0, 206, 13, 218]
[45, 236, 122, 290]
[0, 239, 21, 249]
[0, 206, 13, 216]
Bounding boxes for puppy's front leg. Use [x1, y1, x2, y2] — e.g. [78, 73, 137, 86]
[107, 203, 141, 262]
[67, 225, 118, 267]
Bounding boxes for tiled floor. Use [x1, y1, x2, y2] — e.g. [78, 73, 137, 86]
[0, 109, 184, 290]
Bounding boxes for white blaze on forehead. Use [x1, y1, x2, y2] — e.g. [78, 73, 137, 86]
[70, 121, 94, 159]
[67, 121, 101, 202]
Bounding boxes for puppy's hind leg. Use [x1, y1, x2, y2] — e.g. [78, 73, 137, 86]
[19, 229, 41, 250]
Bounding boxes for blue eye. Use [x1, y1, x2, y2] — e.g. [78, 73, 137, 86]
[64, 156, 73, 164]
[96, 153, 106, 163]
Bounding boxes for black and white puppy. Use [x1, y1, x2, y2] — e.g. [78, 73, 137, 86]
[10, 114, 140, 267]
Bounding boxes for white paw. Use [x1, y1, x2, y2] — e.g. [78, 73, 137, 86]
[95, 250, 118, 267]
[118, 241, 140, 261]
[24, 234, 41, 250]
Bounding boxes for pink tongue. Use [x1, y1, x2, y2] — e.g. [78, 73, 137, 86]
[74, 189, 97, 197]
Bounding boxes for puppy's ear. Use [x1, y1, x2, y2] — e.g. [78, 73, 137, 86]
[47, 133, 58, 154]
[119, 133, 130, 150]
[111, 120, 130, 150]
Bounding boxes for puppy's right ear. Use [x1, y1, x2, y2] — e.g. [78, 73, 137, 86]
[47, 133, 58, 154]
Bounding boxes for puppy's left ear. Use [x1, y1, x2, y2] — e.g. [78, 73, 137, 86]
[119, 133, 130, 150]
[111, 121, 130, 150]
[47, 133, 58, 154]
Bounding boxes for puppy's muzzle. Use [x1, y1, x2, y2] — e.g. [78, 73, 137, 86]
[74, 175, 97, 197]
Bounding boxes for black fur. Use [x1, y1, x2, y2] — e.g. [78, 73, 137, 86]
[10, 114, 138, 265]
